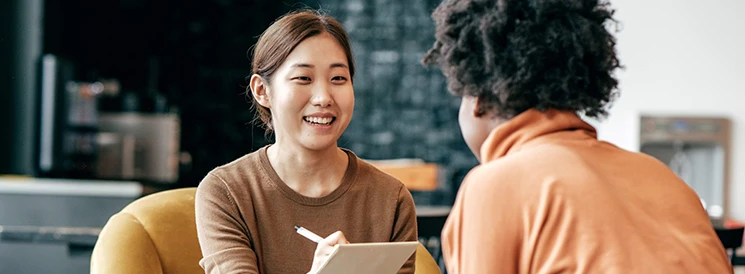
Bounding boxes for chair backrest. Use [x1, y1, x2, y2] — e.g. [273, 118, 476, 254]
[90, 187, 202, 274]
[91, 187, 442, 274]
[415, 243, 442, 273]
[716, 227, 744, 249]
[715, 226, 744, 266]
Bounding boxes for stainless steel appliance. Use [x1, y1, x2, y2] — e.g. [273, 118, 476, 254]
[37, 54, 102, 178]
[37, 54, 182, 184]
[96, 112, 181, 184]
[639, 116, 731, 219]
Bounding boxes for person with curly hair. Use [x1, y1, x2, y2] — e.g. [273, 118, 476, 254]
[423, 0, 733, 273]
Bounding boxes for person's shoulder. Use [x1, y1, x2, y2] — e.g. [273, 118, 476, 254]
[217, 148, 263, 173]
[346, 150, 407, 192]
[198, 148, 265, 191]
[458, 153, 553, 203]
[357, 161, 405, 189]
[467, 153, 533, 182]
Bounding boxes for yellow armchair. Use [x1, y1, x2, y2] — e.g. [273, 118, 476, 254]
[90, 187, 441, 274]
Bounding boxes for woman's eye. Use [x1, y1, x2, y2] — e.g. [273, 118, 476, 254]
[293, 76, 311, 82]
[331, 76, 347, 82]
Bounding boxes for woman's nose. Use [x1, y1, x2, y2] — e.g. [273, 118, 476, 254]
[310, 83, 333, 107]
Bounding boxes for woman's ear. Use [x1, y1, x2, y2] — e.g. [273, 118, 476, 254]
[249, 74, 271, 108]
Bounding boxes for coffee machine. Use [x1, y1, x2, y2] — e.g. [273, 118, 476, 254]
[36, 54, 182, 184]
[639, 115, 731, 219]
[95, 112, 181, 184]
[36, 54, 101, 178]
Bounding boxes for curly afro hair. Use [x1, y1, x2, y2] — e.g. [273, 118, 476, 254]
[423, 0, 621, 119]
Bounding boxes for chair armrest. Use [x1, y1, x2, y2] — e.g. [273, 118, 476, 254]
[90, 213, 164, 274]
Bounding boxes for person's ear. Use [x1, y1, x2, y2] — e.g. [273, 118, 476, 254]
[472, 96, 486, 117]
[250, 74, 271, 108]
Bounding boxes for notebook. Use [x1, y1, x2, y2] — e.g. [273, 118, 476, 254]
[313, 241, 418, 274]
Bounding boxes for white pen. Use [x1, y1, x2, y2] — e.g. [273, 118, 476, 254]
[294, 226, 324, 243]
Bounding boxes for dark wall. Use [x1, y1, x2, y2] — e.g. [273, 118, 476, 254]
[321, 0, 479, 203]
[39, 0, 477, 204]
[42, 0, 297, 188]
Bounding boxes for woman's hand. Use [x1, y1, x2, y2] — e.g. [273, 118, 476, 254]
[308, 231, 350, 274]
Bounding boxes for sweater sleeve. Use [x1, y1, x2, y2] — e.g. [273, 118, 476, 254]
[195, 172, 260, 274]
[392, 184, 418, 274]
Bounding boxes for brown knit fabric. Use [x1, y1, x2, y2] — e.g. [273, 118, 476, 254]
[196, 146, 417, 274]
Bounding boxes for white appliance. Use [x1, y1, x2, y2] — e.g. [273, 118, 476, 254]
[639, 116, 731, 219]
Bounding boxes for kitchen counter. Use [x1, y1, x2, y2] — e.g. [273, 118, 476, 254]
[0, 177, 142, 197]
[0, 177, 144, 274]
[0, 225, 100, 247]
[415, 206, 451, 217]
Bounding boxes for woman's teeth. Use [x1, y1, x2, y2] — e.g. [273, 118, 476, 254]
[304, 117, 333, 125]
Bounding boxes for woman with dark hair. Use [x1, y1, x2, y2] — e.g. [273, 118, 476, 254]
[195, 10, 417, 274]
[423, 0, 732, 273]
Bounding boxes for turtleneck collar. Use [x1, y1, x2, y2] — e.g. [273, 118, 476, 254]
[480, 109, 598, 162]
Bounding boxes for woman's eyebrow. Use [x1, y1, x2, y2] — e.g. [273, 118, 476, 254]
[289, 63, 313, 68]
[289, 63, 348, 69]
[330, 63, 348, 69]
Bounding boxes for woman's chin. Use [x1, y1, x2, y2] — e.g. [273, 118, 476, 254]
[299, 137, 340, 151]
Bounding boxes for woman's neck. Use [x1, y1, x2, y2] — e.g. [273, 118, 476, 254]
[266, 143, 349, 198]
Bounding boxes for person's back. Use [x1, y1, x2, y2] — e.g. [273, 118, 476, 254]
[445, 109, 731, 273]
[420, 0, 731, 271]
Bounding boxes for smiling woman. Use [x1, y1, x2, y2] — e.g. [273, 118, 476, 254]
[194, 9, 418, 274]
[250, 31, 355, 152]
[248, 11, 355, 134]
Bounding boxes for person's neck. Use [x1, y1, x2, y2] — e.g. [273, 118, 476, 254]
[266, 142, 349, 198]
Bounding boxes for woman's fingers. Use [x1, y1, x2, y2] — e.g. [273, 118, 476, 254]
[324, 231, 349, 245]
[309, 231, 350, 273]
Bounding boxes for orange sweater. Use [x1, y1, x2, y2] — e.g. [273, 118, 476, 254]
[442, 109, 732, 274]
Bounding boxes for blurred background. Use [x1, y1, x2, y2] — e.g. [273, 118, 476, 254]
[1, 0, 471, 202]
[1, 0, 744, 273]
